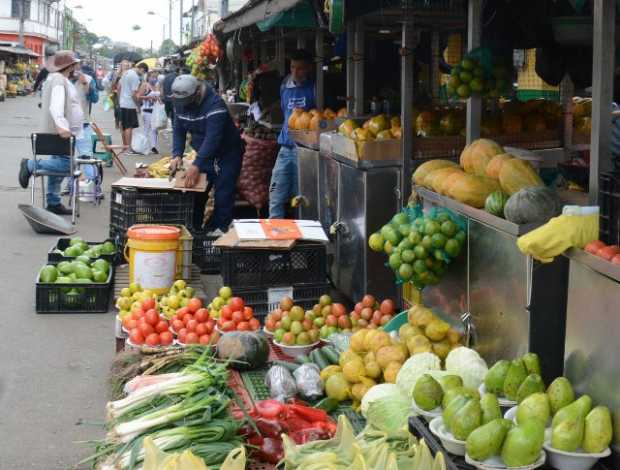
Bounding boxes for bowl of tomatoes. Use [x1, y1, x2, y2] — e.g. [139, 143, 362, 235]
[121, 297, 176, 347]
[169, 303, 220, 346]
[216, 297, 261, 333]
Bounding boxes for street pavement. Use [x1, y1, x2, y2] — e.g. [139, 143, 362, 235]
[0, 95, 159, 469]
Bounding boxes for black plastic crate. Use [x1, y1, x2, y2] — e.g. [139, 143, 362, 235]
[235, 283, 329, 321]
[36, 263, 114, 314]
[191, 230, 222, 274]
[222, 242, 327, 289]
[109, 186, 194, 243]
[600, 172, 620, 246]
[48, 238, 120, 265]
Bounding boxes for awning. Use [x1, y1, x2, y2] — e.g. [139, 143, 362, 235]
[214, 0, 306, 34]
[256, 0, 316, 31]
[0, 45, 39, 57]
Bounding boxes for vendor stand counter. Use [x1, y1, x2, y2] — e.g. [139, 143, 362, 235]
[416, 187, 568, 384]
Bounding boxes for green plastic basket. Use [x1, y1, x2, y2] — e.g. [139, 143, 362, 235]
[383, 310, 408, 334]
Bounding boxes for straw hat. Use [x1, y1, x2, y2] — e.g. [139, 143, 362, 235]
[47, 50, 80, 72]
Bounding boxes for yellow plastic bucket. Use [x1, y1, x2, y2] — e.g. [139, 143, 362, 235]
[124, 225, 181, 295]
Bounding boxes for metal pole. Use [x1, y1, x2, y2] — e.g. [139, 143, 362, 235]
[465, 0, 481, 144]
[589, 0, 615, 204]
[346, 20, 354, 116]
[180, 0, 184, 46]
[560, 75, 574, 154]
[190, 0, 195, 41]
[401, 19, 414, 203]
[430, 31, 440, 101]
[353, 17, 364, 116]
[297, 33, 306, 50]
[163, 24, 166, 46]
[277, 29, 286, 76]
[18, 0, 26, 47]
[220, 0, 229, 16]
[315, 29, 324, 109]
[169, 0, 173, 41]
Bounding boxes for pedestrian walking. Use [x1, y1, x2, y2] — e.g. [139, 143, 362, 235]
[18, 50, 84, 215]
[138, 71, 161, 154]
[118, 61, 148, 152]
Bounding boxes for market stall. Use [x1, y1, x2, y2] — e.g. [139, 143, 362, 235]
[0, 42, 38, 98]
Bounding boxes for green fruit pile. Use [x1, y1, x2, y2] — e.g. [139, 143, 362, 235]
[52, 237, 117, 259]
[368, 209, 466, 289]
[39, 258, 111, 290]
[446, 56, 512, 100]
[484, 352, 544, 402]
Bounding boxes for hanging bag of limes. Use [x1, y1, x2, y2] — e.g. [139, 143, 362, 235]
[368, 203, 467, 291]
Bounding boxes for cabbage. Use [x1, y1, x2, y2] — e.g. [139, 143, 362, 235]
[444, 346, 488, 389]
[365, 390, 412, 434]
[395, 352, 441, 398]
[360, 383, 404, 417]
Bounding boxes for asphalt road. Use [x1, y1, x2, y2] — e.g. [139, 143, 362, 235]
[0, 95, 158, 469]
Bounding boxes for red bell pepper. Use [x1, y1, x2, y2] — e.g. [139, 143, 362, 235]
[254, 399, 286, 419]
[288, 403, 330, 423]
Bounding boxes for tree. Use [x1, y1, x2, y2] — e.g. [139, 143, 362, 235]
[159, 39, 177, 56]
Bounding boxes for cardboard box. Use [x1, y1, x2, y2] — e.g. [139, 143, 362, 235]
[330, 131, 402, 163]
[289, 119, 338, 150]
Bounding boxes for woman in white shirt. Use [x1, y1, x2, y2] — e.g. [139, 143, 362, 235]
[138, 71, 162, 154]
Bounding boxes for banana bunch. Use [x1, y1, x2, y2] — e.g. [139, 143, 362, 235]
[147, 156, 172, 177]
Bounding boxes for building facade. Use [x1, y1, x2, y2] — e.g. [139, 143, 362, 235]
[0, 0, 65, 61]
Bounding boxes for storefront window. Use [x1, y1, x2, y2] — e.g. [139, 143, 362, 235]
[11, 0, 32, 19]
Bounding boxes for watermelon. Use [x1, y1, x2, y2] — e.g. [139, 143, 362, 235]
[217, 332, 269, 371]
[484, 191, 509, 218]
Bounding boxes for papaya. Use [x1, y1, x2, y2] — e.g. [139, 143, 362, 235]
[485, 153, 514, 180]
[448, 174, 501, 208]
[498, 159, 544, 195]
[437, 170, 466, 196]
[424, 166, 464, 193]
[459, 139, 504, 175]
[412, 159, 458, 186]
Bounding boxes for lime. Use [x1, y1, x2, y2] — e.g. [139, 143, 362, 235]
[435, 212, 450, 223]
[368, 232, 385, 252]
[414, 217, 425, 227]
[102, 241, 116, 254]
[470, 78, 484, 92]
[92, 270, 108, 282]
[384, 240, 394, 255]
[447, 76, 461, 89]
[74, 264, 93, 280]
[69, 237, 84, 246]
[76, 255, 90, 265]
[459, 71, 473, 83]
[413, 259, 428, 274]
[457, 84, 471, 98]
[421, 235, 433, 250]
[382, 226, 401, 245]
[399, 263, 413, 280]
[40, 265, 58, 283]
[424, 221, 440, 236]
[92, 259, 110, 274]
[388, 253, 402, 270]
[57, 261, 72, 274]
[399, 239, 413, 250]
[392, 212, 409, 226]
[461, 58, 475, 70]
[445, 238, 461, 258]
[431, 233, 447, 248]
[408, 230, 422, 245]
[440, 220, 457, 237]
[398, 223, 412, 237]
[434, 249, 445, 261]
[414, 245, 427, 260]
[402, 249, 416, 263]
[56, 276, 72, 284]
[455, 230, 466, 244]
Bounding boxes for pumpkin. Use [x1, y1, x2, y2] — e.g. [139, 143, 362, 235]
[424, 166, 463, 192]
[437, 170, 466, 195]
[498, 158, 544, 195]
[459, 139, 504, 175]
[504, 187, 560, 225]
[412, 159, 458, 186]
[288, 108, 303, 129]
[296, 112, 312, 130]
[484, 191, 510, 217]
[448, 174, 501, 208]
[217, 331, 269, 371]
[485, 153, 514, 179]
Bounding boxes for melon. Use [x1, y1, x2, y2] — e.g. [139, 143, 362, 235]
[498, 158, 544, 195]
[448, 174, 501, 208]
[459, 139, 504, 175]
[217, 332, 269, 371]
[486, 153, 514, 180]
[504, 187, 560, 225]
[412, 159, 458, 186]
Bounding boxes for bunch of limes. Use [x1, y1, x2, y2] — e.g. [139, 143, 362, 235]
[446, 56, 512, 100]
[368, 210, 466, 289]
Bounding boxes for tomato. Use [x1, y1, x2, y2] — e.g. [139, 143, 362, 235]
[597, 245, 620, 260]
[145, 310, 160, 326]
[222, 320, 236, 332]
[249, 318, 260, 331]
[121, 317, 132, 329]
[131, 309, 143, 320]
[186, 332, 199, 344]
[182, 313, 194, 325]
[139, 323, 155, 336]
[195, 323, 208, 336]
[221, 305, 232, 320]
[145, 333, 160, 346]
[186, 319, 198, 332]
[129, 329, 144, 345]
[217, 317, 225, 328]
[171, 319, 184, 332]
[232, 310, 244, 324]
[195, 308, 209, 323]
[229, 297, 245, 312]
[205, 321, 214, 333]
[160, 331, 173, 346]
[199, 334, 211, 345]
[585, 240, 606, 254]
[361, 294, 376, 308]
[142, 298, 156, 311]
[187, 298, 203, 313]
[178, 328, 188, 343]
[237, 321, 250, 331]
[379, 299, 395, 315]
[177, 307, 191, 318]
[243, 306, 254, 320]
[332, 303, 346, 317]
[265, 318, 276, 331]
[354, 302, 363, 314]
[170, 314, 179, 323]
[155, 320, 169, 334]
[371, 310, 382, 325]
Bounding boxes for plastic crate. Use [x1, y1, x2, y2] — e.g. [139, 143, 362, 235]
[600, 172, 620, 246]
[36, 264, 113, 314]
[48, 238, 120, 265]
[222, 243, 327, 289]
[191, 230, 222, 274]
[235, 283, 329, 321]
[109, 186, 194, 243]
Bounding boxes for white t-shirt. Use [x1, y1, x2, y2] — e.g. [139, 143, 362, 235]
[119, 69, 141, 109]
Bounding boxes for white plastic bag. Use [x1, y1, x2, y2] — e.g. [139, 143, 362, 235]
[151, 102, 168, 130]
[131, 128, 150, 154]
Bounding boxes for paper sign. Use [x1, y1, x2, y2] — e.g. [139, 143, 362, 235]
[233, 219, 328, 242]
[260, 219, 302, 240]
[268, 286, 294, 305]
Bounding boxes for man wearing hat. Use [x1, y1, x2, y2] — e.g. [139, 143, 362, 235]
[18, 50, 84, 215]
[169, 74, 243, 232]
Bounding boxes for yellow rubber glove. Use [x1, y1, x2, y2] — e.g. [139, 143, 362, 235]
[516, 213, 599, 263]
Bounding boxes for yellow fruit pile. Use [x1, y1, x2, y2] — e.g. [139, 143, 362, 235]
[288, 108, 343, 131]
[401, 304, 462, 360]
[337, 114, 402, 141]
[148, 156, 172, 177]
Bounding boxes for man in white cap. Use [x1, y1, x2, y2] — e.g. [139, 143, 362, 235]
[169, 74, 244, 232]
[18, 50, 84, 215]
